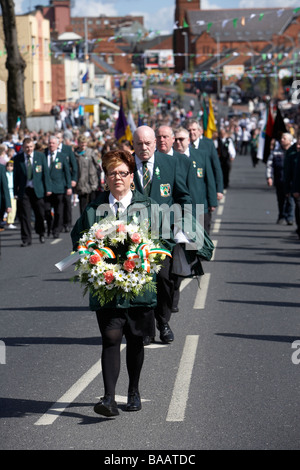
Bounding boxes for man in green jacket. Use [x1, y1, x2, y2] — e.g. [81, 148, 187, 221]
[186, 119, 223, 234]
[44, 135, 72, 238]
[56, 132, 78, 232]
[14, 137, 52, 246]
[133, 125, 193, 345]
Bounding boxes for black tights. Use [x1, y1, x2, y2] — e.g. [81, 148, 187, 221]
[101, 328, 144, 400]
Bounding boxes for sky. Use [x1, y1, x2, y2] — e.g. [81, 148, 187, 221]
[13, 0, 300, 34]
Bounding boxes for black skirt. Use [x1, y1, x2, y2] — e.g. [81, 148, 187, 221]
[96, 307, 154, 337]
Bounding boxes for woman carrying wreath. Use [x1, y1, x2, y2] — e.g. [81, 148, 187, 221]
[71, 149, 173, 418]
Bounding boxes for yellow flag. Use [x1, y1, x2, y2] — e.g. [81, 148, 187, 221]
[204, 98, 217, 139]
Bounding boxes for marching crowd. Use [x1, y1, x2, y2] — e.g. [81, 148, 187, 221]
[1, 97, 300, 418]
[0, 99, 300, 243]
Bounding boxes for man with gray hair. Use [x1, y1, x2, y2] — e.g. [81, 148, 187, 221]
[44, 135, 72, 238]
[186, 119, 223, 234]
[133, 125, 193, 345]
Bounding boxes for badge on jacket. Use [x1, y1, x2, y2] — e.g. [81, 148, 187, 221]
[197, 168, 203, 178]
[55, 162, 62, 170]
[35, 165, 42, 173]
[160, 183, 171, 197]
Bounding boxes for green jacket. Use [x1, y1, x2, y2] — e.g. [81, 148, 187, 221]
[133, 150, 214, 274]
[61, 143, 78, 183]
[180, 148, 218, 212]
[193, 137, 224, 194]
[0, 164, 11, 211]
[13, 151, 51, 199]
[71, 190, 174, 311]
[46, 151, 72, 194]
[133, 150, 192, 207]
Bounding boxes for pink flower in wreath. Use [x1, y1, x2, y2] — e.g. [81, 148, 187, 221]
[123, 260, 135, 272]
[131, 232, 141, 244]
[117, 223, 126, 233]
[104, 270, 114, 284]
[95, 229, 104, 239]
[90, 254, 101, 264]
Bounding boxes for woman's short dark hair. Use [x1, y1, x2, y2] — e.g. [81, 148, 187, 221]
[101, 149, 135, 174]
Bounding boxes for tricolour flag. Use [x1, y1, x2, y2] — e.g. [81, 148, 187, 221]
[114, 104, 133, 144]
[204, 98, 217, 139]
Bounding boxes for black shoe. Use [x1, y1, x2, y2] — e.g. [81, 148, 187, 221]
[171, 307, 179, 313]
[39, 235, 45, 244]
[158, 322, 174, 343]
[94, 394, 119, 417]
[143, 336, 155, 346]
[20, 241, 31, 247]
[64, 226, 70, 233]
[53, 233, 59, 239]
[126, 391, 141, 412]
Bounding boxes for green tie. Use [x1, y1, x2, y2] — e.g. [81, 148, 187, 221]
[27, 155, 32, 180]
[143, 162, 151, 196]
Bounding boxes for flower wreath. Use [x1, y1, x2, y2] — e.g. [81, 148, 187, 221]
[73, 215, 172, 306]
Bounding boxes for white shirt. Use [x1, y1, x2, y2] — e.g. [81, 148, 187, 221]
[48, 150, 57, 167]
[109, 190, 133, 216]
[184, 147, 190, 157]
[134, 154, 155, 188]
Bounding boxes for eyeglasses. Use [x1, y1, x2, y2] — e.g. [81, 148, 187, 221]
[107, 171, 130, 178]
[174, 137, 187, 142]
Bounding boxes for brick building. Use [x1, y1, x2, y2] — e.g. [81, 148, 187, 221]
[173, 0, 300, 83]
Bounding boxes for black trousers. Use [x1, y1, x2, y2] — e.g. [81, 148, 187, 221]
[45, 193, 64, 236]
[220, 159, 232, 189]
[155, 256, 174, 326]
[17, 187, 45, 243]
[63, 193, 72, 229]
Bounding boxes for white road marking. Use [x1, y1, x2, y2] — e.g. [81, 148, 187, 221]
[144, 343, 169, 349]
[193, 273, 211, 309]
[211, 240, 218, 260]
[35, 344, 126, 426]
[51, 238, 62, 245]
[212, 218, 221, 233]
[179, 278, 193, 291]
[166, 335, 199, 422]
[216, 204, 224, 216]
